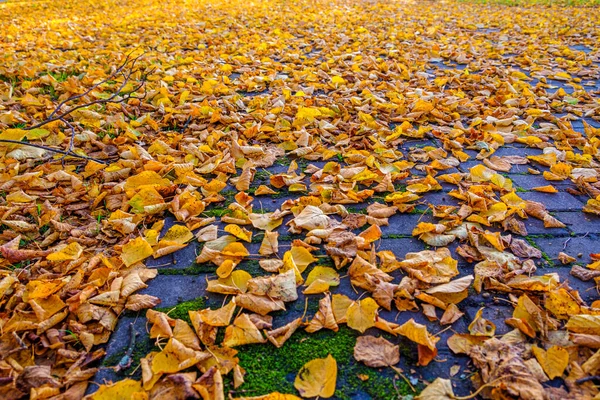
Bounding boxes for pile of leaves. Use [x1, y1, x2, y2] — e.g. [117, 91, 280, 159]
[0, 0, 600, 398]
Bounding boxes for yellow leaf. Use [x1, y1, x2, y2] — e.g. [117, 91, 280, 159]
[124, 170, 171, 191]
[223, 313, 267, 347]
[159, 224, 194, 245]
[532, 345, 569, 379]
[413, 99, 434, 113]
[346, 298, 378, 333]
[90, 379, 144, 400]
[121, 237, 154, 267]
[468, 308, 496, 337]
[225, 224, 253, 243]
[395, 319, 439, 352]
[151, 338, 208, 374]
[305, 266, 340, 287]
[294, 355, 337, 398]
[566, 315, 600, 334]
[532, 185, 558, 193]
[46, 242, 83, 262]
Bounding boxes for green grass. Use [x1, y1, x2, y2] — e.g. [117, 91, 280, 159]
[226, 327, 414, 399]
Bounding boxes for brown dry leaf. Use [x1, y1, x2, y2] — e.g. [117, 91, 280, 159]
[266, 318, 303, 348]
[306, 294, 339, 333]
[353, 335, 399, 367]
[440, 303, 464, 325]
[235, 293, 286, 315]
[468, 308, 496, 337]
[467, 338, 547, 400]
[194, 366, 224, 400]
[415, 378, 454, 400]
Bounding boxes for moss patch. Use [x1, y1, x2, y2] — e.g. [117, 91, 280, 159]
[158, 262, 216, 275]
[156, 297, 206, 323]
[225, 327, 413, 399]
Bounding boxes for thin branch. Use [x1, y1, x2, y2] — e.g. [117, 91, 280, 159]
[0, 139, 109, 163]
[39, 52, 142, 124]
[1, 52, 152, 165]
[25, 58, 151, 130]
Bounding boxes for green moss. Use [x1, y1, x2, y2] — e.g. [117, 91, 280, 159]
[408, 208, 432, 215]
[155, 297, 206, 323]
[275, 156, 293, 167]
[158, 262, 216, 275]
[515, 187, 528, 193]
[279, 233, 305, 242]
[225, 327, 413, 399]
[346, 207, 368, 215]
[524, 237, 556, 267]
[239, 259, 265, 276]
[382, 234, 412, 239]
[254, 169, 272, 182]
[202, 207, 230, 218]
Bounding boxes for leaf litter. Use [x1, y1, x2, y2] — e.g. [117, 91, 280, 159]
[0, 0, 600, 398]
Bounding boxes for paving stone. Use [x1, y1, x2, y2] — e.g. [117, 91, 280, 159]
[532, 234, 599, 265]
[508, 174, 572, 190]
[522, 216, 571, 236]
[554, 212, 600, 234]
[147, 242, 198, 269]
[381, 213, 435, 235]
[378, 238, 426, 258]
[138, 274, 207, 308]
[418, 191, 461, 206]
[91, 317, 148, 390]
[493, 145, 543, 157]
[518, 191, 584, 211]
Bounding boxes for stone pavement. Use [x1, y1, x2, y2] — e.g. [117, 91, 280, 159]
[90, 55, 600, 399]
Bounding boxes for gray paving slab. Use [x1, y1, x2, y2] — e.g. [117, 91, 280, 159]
[521, 215, 571, 235]
[138, 274, 208, 308]
[518, 191, 584, 211]
[508, 174, 572, 190]
[554, 212, 600, 234]
[532, 235, 599, 265]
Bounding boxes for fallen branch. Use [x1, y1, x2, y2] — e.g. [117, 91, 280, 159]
[0, 51, 151, 164]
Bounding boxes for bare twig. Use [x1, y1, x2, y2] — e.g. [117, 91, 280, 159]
[0, 52, 151, 164]
[26, 52, 147, 130]
[0, 139, 108, 163]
